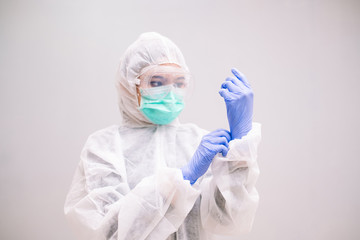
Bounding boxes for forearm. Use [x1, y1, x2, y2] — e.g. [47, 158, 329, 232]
[117, 168, 200, 239]
[65, 166, 199, 240]
[200, 123, 261, 235]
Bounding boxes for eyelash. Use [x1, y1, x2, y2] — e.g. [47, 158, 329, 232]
[150, 81, 163, 87]
[175, 82, 185, 88]
[150, 81, 186, 88]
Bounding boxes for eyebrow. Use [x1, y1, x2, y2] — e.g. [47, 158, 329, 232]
[151, 75, 165, 80]
[150, 75, 185, 81]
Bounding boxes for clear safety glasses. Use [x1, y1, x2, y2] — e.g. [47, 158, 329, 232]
[137, 66, 191, 100]
[140, 70, 190, 89]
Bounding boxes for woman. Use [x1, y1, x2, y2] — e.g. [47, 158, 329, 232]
[64, 32, 261, 240]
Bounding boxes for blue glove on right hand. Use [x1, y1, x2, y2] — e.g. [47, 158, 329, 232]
[181, 129, 231, 184]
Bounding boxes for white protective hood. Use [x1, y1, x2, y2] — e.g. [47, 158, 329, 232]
[116, 32, 189, 126]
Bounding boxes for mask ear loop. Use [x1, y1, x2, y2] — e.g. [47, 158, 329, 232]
[136, 84, 141, 106]
[135, 65, 157, 107]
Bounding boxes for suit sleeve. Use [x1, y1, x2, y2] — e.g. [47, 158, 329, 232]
[199, 123, 261, 236]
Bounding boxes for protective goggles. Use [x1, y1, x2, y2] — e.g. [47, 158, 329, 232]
[138, 65, 191, 89]
[137, 65, 191, 99]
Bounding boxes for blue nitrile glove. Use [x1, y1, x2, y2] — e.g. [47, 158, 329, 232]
[181, 129, 231, 184]
[219, 68, 253, 140]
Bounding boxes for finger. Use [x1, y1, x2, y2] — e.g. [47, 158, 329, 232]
[225, 77, 248, 93]
[221, 80, 240, 93]
[207, 137, 229, 148]
[209, 136, 229, 148]
[219, 89, 240, 101]
[211, 129, 231, 142]
[225, 77, 251, 93]
[225, 77, 243, 88]
[216, 145, 229, 157]
[231, 68, 251, 88]
[219, 89, 232, 101]
[222, 147, 229, 157]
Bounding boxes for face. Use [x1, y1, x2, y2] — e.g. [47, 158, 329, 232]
[136, 64, 190, 105]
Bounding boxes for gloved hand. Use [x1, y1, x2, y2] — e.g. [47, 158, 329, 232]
[219, 68, 253, 140]
[181, 129, 231, 184]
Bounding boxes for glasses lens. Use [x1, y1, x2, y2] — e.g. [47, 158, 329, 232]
[145, 72, 189, 88]
[139, 66, 190, 89]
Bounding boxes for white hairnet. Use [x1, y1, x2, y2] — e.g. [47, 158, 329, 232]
[116, 32, 189, 126]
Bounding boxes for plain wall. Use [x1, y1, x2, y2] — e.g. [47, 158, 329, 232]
[1, 0, 359, 239]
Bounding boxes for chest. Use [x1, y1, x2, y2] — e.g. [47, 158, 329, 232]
[120, 127, 200, 189]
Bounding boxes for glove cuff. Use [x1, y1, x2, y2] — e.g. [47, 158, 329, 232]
[181, 166, 197, 185]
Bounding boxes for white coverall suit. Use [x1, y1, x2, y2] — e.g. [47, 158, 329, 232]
[64, 32, 261, 240]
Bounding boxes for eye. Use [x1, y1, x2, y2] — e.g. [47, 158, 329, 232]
[149, 75, 166, 87]
[150, 81, 163, 87]
[174, 76, 186, 88]
[174, 82, 185, 88]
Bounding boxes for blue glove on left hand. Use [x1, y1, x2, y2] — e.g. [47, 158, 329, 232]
[219, 68, 253, 140]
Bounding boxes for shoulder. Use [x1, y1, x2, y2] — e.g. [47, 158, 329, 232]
[84, 125, 121, 149]
[81, 125, 125, 168]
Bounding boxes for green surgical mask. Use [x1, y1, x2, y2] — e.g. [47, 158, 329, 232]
[139, 88, 185, 125]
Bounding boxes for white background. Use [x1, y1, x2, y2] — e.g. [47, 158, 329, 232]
[1, 0, 359, 239]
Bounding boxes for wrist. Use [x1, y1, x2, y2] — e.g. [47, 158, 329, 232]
[181, 166, 196, 185]
[231, 123, 252, 140]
